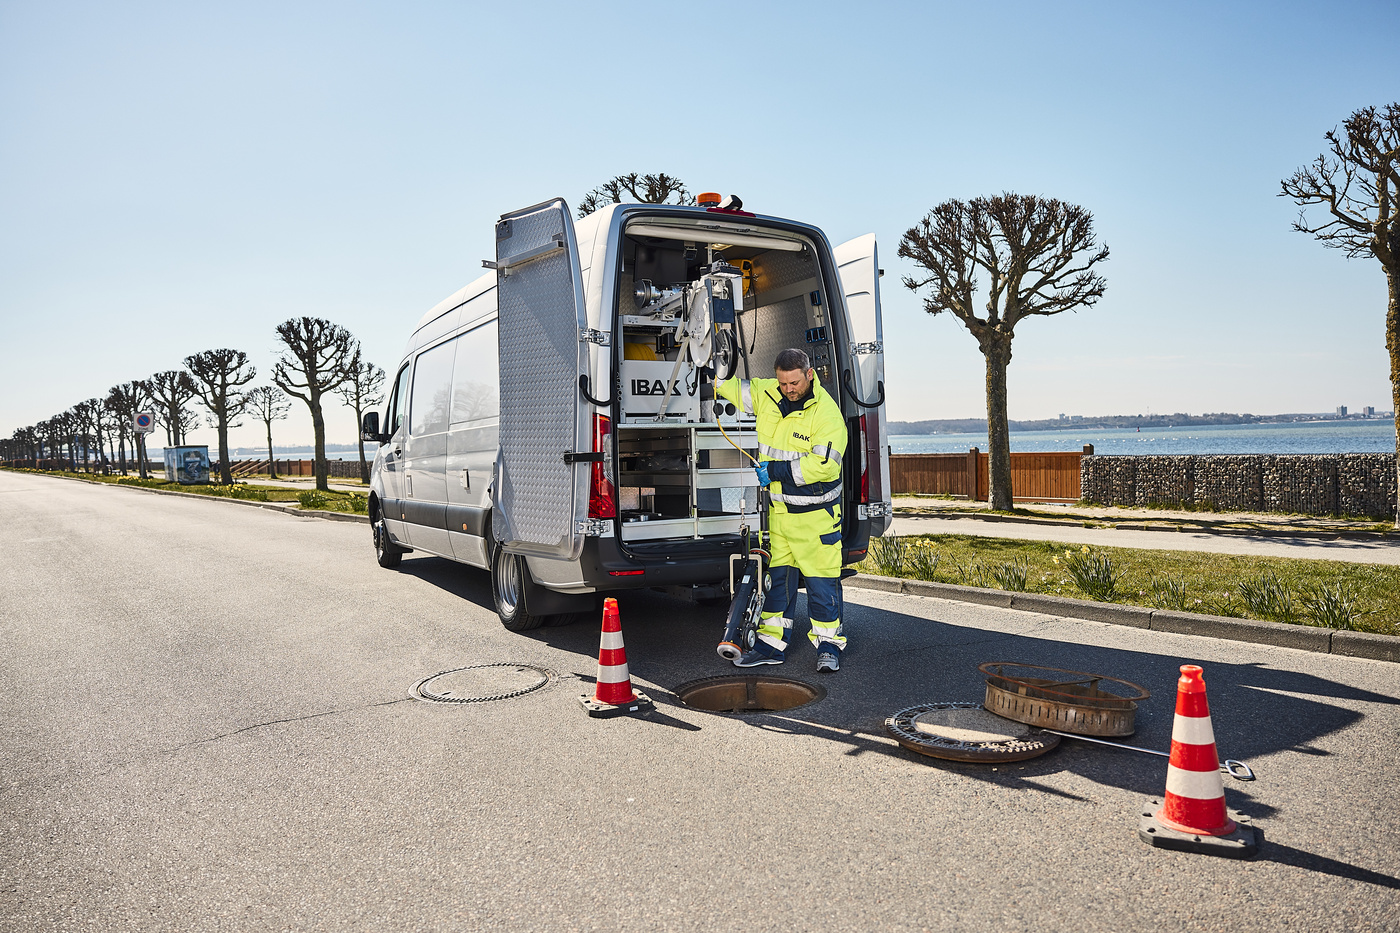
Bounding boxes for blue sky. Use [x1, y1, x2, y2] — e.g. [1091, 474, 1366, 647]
[2, 0, 1396, 450]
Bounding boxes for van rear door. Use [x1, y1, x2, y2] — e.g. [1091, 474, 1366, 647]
[834, 233, 892, 535]
[491, 198, 592, 561]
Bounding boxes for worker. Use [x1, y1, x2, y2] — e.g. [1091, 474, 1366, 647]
[714, 348, 848, 672]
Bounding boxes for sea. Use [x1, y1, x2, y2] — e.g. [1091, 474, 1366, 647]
[890, 420, 1397, 456]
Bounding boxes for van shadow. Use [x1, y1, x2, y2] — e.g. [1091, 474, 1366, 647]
[399, 556, 1400, 886]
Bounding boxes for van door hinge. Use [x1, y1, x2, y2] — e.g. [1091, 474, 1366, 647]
[576, 519, 610, 536]
[861, 501, 892, 519]
[851, 341, 883, 356]
[580, 328, 611, 346]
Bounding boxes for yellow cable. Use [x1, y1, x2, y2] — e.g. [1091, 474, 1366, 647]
[711, 323, 758, 465]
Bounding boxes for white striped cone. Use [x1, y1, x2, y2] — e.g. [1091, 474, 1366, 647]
[1155, 664, 1234, 836]
[591, 598, 637, 706]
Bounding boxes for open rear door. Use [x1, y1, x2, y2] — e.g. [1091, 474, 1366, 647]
[492, 198, 591, 560]
[834, 233, 892, 535]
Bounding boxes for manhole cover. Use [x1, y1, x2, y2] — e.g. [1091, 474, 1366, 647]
[884, 701, 1061, 762]
[415, 663, 552, 703]
[675, 675, 826, 714]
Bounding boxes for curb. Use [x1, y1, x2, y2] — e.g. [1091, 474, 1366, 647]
[846, 573, 1400, 664]
[893, 509, 1395, 541]
[40, 472, 371, 524]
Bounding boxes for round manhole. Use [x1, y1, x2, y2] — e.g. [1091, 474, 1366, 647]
[884, 701, 1061, 762]
[415, 663, 552, 703]
[674, 675, 826, 714]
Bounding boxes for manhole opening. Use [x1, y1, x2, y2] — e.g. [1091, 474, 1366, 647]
[415, 663, 553, 704]
[674, 675, 825, 714]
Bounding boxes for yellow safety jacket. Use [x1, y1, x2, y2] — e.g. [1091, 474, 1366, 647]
[716, 376, 847, 515]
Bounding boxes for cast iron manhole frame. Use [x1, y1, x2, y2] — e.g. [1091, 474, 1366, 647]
[414, 663, 554, 704]
[673, 674, 827, 715]
[884, 701, 1062, 762]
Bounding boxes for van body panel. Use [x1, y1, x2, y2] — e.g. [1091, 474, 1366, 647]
[492, 197, 591, 561]
[834, 233, 893, 536]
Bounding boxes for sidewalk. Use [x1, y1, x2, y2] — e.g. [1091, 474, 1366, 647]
[237, 474, 368, 494]
[891, 496, 1400, 565]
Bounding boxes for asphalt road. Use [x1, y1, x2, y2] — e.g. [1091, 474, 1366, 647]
[3, 471, 1399, 932]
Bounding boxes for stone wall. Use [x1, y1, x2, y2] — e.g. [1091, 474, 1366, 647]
[1081, 454, 1396, 518]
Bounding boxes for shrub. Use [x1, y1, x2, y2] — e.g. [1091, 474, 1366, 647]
[1150, 576, 1189, 611]
[992, 558, 1029, 592]
[298, 490, 330, 510]
[1238, 572, 1297, 623]
[1055, 546, 1122, 601]
[869, 535, 909, 577]
[1302, 582, 1366, 630]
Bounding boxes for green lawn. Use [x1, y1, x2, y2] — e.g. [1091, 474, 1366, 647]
[859, 532, 1400, 636]
[6, 468, 368, 513]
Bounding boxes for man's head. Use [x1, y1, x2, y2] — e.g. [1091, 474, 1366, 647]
[773, 348, 815, 402]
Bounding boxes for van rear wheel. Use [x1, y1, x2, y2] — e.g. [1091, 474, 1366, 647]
[491, 546, 547, 631]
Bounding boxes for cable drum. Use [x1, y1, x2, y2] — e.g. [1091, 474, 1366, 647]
[414, 663, 554, 704]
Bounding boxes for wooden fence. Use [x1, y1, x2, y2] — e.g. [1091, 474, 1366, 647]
[890, 447, 1091, 502]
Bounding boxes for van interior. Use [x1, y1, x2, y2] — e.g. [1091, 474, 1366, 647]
[610, 218, 845, 553]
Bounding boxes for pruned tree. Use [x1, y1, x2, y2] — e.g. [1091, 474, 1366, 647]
[273, 317, 358, 491]
[148, 370, 198, 447]
[71, 400, 98, 472]
[578, 172, 695, 217]
[107, 381, 152, 478]
[335, 347, 385, 484]
[1281, 102, 1400, 521]
[900, 193, 1109, 510]
[246, 386, 291, 479]
[185, 348, 256, 485]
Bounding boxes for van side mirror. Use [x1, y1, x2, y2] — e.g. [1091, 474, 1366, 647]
[360, 411, 385, 443]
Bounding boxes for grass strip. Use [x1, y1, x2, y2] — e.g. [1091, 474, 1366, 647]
[6, 468, 367, 512]
[859, 532, 1399, 636]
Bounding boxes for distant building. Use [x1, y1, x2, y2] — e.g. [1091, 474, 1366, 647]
[1336, 405, 1348, 417]
[1058, 413, 1066, 421]
[1364, 406, 1375, 417]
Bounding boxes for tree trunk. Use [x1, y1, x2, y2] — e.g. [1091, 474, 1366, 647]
[983, 338, 1014, 511]
[1386, 262, 1399, 526]
[216, 414, 233, 485]
[266, 423, 277, 479]
[311, 390, 329, 492]
[355, 405, 369, 484]
[136, 434, 148, 479]
[118, 435, 127, 475]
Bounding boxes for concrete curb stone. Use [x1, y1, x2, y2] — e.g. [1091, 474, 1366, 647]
[846, 573, 1398, 663]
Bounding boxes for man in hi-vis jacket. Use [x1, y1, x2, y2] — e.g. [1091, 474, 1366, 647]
[715, 348, 848, 672]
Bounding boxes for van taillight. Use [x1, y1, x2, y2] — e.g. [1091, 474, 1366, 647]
[588, 413, 616, 519]
[858, 414, 870, 504]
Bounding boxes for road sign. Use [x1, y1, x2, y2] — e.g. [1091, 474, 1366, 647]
[134, 412, 155, 434]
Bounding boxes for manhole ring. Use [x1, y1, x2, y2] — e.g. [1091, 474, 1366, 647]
[415, 663, 553, 704]
[674, 675, 826, 714]
[884, 701, 1061, 762]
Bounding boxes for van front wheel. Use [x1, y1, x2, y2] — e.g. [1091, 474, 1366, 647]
[491, 546, 546, 631]
[374, 514, 403, 568]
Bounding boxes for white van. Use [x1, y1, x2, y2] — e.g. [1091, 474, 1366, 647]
[361, 196, 892, 630]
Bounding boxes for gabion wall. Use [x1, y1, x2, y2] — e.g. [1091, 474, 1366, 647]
[1081, 454, 1397, 518]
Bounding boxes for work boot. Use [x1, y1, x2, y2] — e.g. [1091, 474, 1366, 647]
[733, 649, 782, 668]
[816, 650, 840, 673]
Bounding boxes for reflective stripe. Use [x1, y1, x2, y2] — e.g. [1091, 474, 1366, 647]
[772, 486, 842, 506]
[597, 664, 631, 684]
[739, 380, 753, 414]
[757, 631, 789, 651]
[790, 458, 806, 486]
[758, 443, 802, 461]
[810, 444, 842, 467]
[757, 618, 791, 652]
[809, 622, 842, 639]
[1165, 764, 1225, 800]
[599, 630, 626, 650]
[1172, 714, 1215, 746]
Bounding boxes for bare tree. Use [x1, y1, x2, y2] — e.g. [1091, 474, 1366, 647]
[185, 349, 256, 485]
[273, 317, 357, 492]
[578, 172, 695, 218]
[1281, 102, 1400, 521]
[246, 386, 291, 479]
[148, 370, 198, 447]
[335, 347, 385, 484]
[107, 381, 152, 478]
[900, 193, 1109, 510]
[71, 401, 98, 472]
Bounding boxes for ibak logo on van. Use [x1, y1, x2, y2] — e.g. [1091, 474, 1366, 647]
[630, 379, 694, 397]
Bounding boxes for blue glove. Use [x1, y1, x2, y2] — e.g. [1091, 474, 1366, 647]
[753, 461, 770, 486]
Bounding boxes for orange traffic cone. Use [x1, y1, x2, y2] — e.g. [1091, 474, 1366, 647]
[1139, 665, 1260, 857]
[578, 598, 654, 718]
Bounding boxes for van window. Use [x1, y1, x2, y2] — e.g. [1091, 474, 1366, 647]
[450, 320, 499, 424]
[387, 364, 411, 434]
[410, 338, 456, 436]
